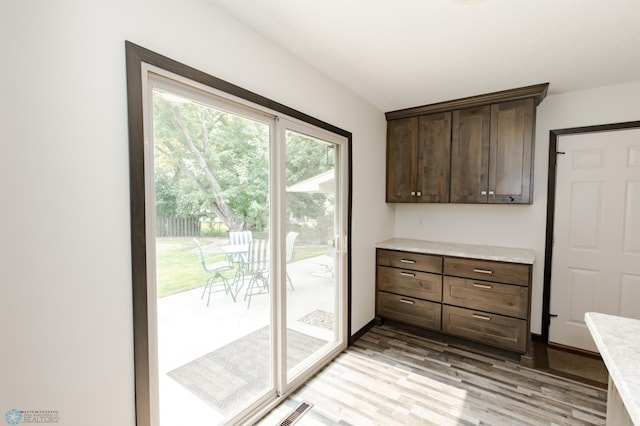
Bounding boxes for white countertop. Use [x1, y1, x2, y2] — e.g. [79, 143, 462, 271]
[375, 238, 535, 264]
[585, 312, 640, 425]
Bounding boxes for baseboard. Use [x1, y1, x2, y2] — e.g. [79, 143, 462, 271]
[547, 341, 602, 359]
[349, 323, 548, 361]
[348, 318, 375, 346]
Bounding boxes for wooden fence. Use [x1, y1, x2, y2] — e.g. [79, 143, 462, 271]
[156, 216, 201, 237]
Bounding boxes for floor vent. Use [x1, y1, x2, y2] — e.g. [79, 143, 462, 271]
[277, 401, 313, 426]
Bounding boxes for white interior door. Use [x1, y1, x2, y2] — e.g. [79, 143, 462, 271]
[550, 128, 640, 352]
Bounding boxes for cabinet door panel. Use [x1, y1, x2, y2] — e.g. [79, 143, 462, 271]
[377, 291, 442, 330]
[378, 266, 443, 302]
[489, 99, 534, 204]
[442, 305, 527, 352]
[377, 249, 442, 274]
[417, 112, 451, 202]
[443, 257, 530, 286]
[387, 117, 418, 202]
[450, 106, 491, 203]
[443, 276, 528, 319]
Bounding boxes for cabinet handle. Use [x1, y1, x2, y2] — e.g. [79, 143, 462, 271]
[472, 314, 491, 321]
[400, 259, 416, 264]
[411, 191, 416, 196]
[416, 191, 422, 196]
[400, 272, 415, 277]
[488, 190, 495, 196]
[473, 268, 493, 275]
[399, 299, 415, 305]
[472, 283, 493, 289]
[481, 190, 487, 195]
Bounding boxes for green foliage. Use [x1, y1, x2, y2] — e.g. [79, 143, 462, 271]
[152, 89, 335, 235]
[199, 220, 229, 237]
[156, 238, 328, 297]
[153, 91, 269, 230]
[285, 131, 334, 237]
[155, 238, 220, 297]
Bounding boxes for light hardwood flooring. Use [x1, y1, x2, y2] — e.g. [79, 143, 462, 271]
[258, 325, 607, 425]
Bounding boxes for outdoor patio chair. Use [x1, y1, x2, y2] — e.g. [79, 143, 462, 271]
[229, 230, 252, 245]
[244, 239, 269, 308]
[226, 230, 253, 263]
[285, 231, 299, 291]
[193, 238, 235, 306]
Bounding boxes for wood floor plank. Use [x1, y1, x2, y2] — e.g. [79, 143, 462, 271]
[256, 325, 607, 425]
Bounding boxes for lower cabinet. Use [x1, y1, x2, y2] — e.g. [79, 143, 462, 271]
[377, 266, 442, 302]
[377, 292, 442, 330]
[441, 305, 527, 353]
[376, 248, 533, 362]
[442, 276, 528, 319]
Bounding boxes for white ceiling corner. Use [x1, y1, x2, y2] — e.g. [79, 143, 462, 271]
[210, 0, 640, 112]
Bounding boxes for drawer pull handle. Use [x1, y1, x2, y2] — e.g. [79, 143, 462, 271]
[473, 268, 493, 275]
[400, 259, 416, 264]
[400, 272, 415, 277]
[472, 283, 493, 289]
[472, 314, 491, 321]
[399, 299, 415, 305]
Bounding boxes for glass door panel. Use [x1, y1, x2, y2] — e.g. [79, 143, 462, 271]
[138, 69, 349, 425]
[284, 129, 340, 380]
[150, 83, 273, 425]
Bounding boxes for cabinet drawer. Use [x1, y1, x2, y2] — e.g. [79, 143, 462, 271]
[378, 266, 442, 302]
[443, 276, 528, 319]
[442, 305, 527, 353]
[377, 249, 442, 274]
[377, 291, 442, 331]
[444, 257, 530, 286]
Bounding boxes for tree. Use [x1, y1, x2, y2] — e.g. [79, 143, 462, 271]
[285, 131, 334, 228]
[153, 90, 333, 234]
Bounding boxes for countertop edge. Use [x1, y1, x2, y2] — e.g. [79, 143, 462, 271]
[375, 238, 535, 264]
[585, 312, 640, 425]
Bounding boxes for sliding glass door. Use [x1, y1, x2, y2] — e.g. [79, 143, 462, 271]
[283, 125, 346, 385]
[150, 78, 274, 425]
[133, 66, 349, 425]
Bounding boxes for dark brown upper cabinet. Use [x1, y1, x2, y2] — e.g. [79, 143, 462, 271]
[387, 112, 451, 202]
[450, 106, 491, 203]
[387, 117, 417, 202]
[489, 99, 535, 204]
[386, 83, 548, 204]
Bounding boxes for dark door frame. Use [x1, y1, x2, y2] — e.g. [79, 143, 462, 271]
[125, 41, 353, 426]
[541, 120, 640, 342]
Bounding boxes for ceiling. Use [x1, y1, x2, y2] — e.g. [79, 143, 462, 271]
[210, 0, 640, 112]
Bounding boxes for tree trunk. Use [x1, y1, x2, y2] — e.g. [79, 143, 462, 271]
[168, 106, 243, 231]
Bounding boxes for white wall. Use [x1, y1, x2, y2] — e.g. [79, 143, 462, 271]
[0, 1, 391, 424]
[394, 79, 640, 334]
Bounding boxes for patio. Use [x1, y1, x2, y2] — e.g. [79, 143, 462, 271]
[156, 249, 337, 425]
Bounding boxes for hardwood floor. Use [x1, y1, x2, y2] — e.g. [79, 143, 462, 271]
[258, 325, 607, 425]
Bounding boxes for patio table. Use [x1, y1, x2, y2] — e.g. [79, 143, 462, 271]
[221, 244, 249, 298]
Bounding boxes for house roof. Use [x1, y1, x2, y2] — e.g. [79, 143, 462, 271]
[287, 169, 334, 194]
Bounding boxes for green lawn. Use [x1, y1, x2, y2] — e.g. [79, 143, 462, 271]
[155, 237, 327, 298]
